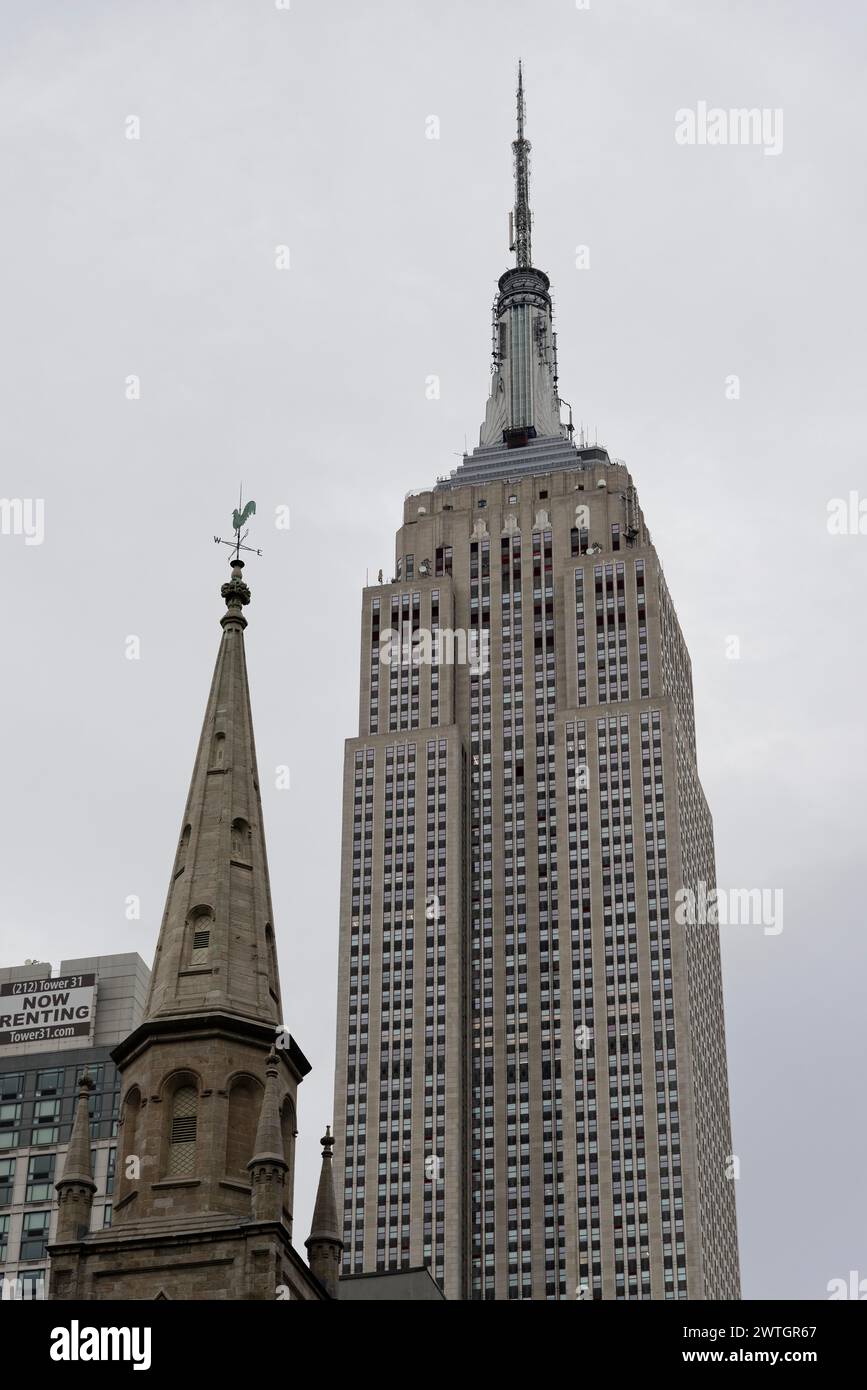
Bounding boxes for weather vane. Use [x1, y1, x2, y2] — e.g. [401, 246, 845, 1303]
[214, 485, 262, 562]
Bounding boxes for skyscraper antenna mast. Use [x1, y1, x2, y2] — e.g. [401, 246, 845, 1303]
[511, 60, 533, 268]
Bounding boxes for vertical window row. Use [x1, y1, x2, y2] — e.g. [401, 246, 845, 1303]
[369, 597, 380, 734]
[658, 576, 697, 763]
[571, 526, 590, 557]
[567, 720, 599, 1296]
[434, 545, 453, 577]
[411, 595, 420, 727]
[388, 596, 400, 731]
[423, 738, 448, 1282]
[641, 710, 684, 1297]
[399, 593, 411, 732]
[574, 568, 587, 706]
[534, 527, 565, 1299]
[500, 532, 531, 1299]
[598, 714, 648, 1299]
[430, 590, 440, 727]
[377, 743, 416, 1272]
[344, 745, 374, 1273]
[594, 563, 629, 704]
[386, 593, 421, 732]
[635, 561, 649, 699]
[469, 536, 493, 1299]
[672, 724, 738, 1297]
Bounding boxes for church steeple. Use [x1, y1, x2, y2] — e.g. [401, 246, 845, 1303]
[79, 542, 315, 1278]
[49, 540, 332, 1297]
[49, 540, 332, 1298]
[479, 65, 566, 450]
[142, 554, 282, 1027]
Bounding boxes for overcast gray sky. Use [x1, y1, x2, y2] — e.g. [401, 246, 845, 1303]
[1, 0, 865, 1299]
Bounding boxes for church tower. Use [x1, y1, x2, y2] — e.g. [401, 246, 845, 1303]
[50, 551, 341, 1300]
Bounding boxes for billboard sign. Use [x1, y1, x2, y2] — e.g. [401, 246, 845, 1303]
[0, 973, 97, 1049]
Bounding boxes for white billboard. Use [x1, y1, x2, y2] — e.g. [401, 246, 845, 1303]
[0, 972, 96, 1050]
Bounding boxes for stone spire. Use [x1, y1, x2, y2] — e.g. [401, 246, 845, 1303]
[143, 554, 282, 1027]
[480, 65, 566, 449]
[248, 1047, 289, 1225]
[305, 1126, 342, 1297]
[48, 546, 327, 1300]
[55, 1072, 96, 1242]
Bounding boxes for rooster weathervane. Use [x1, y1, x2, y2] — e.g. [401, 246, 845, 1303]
[214, 486, 262, 563]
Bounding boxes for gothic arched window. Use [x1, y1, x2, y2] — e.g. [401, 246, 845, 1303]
[225, 1076, 261, 1179]
[118, 1086, 142, 1200]
[188, 905, 213, 967]
[231, 818, 250, 861]
[167, 1085, 198, 1177]
[265, 923, 279, 1003]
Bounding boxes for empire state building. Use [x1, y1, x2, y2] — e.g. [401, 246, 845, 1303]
[332, 67, 740, 1301]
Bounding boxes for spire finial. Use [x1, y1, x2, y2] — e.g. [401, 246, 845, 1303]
[216, 491, 259, 619]
[220, 555, 251, 619]
[214, 489, 261, 570]
[56, 1070, 97, 1192]
[512, 60, 532, 268]
[308, 1125, 340, 1237]
[306, 1120, 343, 1296]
